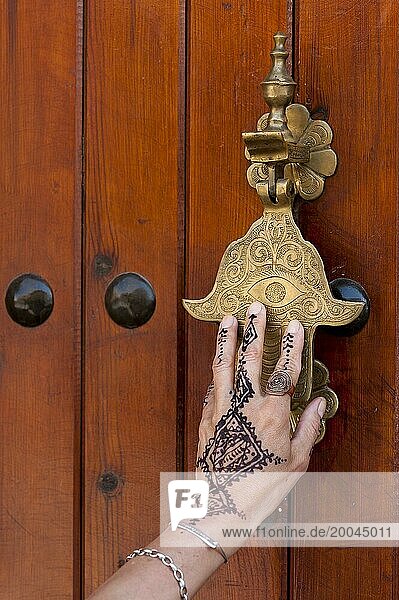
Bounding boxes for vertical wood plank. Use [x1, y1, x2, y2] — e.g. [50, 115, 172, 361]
[0, 1, 83, 597]
[185, 2, 292, 598]
[291, 2, 399, 597]
[84, 1, 180, 593]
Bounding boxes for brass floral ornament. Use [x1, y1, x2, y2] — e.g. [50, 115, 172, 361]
[183, 32, 364, 440]
[247, 103, 338, 202]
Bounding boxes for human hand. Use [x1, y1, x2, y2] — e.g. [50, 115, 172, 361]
[196, 301, 326, 530]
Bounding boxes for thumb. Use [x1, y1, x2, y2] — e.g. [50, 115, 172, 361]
[290, 396, 326, 469]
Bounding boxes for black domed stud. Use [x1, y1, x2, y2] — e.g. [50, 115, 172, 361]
[5, 273, 54, 327]
[105, 272, 156, 329]
[324, 278, 370, 336]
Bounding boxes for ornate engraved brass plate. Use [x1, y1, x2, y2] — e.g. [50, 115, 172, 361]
[183, 32, 364, 440]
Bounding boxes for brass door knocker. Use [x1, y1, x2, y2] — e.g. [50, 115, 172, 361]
[184, 32, 368, 441]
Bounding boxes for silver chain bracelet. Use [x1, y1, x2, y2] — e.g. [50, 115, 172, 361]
[125, 548, 189, 599]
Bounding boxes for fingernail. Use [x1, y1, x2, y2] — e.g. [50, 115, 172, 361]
[221, 314, 235, 328]
[317, 398, 327, 418]
[289, 320, 301, 333]
[248, 301, 263, 316]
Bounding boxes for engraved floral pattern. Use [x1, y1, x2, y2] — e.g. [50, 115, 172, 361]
[183, 210, 362, 327]
[183, 209, 363, 410]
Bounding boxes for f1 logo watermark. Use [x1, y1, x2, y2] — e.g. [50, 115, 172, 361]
[168, 480, 209, 530]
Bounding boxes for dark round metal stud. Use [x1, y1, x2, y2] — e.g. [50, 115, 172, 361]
[5, 273, 54, 327]
[325, 278, 370, 336]
[105, 272, 156, 329]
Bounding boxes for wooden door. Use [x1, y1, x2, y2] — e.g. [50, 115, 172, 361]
[0, 2, 82, 597]
[0, 1, 397, 599]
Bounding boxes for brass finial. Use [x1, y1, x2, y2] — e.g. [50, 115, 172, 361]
[261, 32, 296, 134]
[263, 32, 293, 84]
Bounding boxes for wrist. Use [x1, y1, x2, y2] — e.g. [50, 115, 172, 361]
[160, 520, 241, 561]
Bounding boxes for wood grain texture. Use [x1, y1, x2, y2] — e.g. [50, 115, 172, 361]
[185, 2, 292, 598]
[0, 1, 83, 598]
[84, 1, 180, 594]
[1, 2, 396, 598]
[291, 1, 399, 597]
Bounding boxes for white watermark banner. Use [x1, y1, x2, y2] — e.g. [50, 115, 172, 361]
[160, 472, 399, 547]
[220, 523, 398, 544]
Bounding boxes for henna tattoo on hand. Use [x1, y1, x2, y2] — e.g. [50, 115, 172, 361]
[197, 407, 286, 477]
[229, 313, 259, 410]
[241, 313, 258, 352]
[203, 381, 215, 407]
[216, 327, 228, 365]
[232, 356, 255, 410]
[206, 480, 239, 517]
[282, 332, 294, 370]
[197, 315, 287, 517]
[197, 400, 287, 516]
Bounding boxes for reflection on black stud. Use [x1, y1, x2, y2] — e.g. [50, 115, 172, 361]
[5, 273, 54, 327]
[325, 278, 370, 336]
[105, 272, 156, 329]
